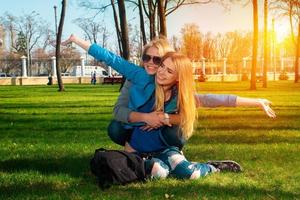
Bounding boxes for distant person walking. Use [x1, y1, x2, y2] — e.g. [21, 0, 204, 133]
[91, 71, 96, 85]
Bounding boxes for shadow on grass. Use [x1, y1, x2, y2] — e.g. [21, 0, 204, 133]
[119, 182, 300, 199]
[1, 177, 299, 199]
[1, 102, 115, 109]
[189, 134, 300, 145]
[0, 155, 92, 178]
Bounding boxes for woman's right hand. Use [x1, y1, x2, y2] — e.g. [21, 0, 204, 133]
[257, 98, 276, 118]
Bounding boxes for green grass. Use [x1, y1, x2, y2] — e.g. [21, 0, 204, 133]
[0, 81, 299, 200]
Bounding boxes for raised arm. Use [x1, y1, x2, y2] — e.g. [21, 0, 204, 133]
[62, 34, 151, 86]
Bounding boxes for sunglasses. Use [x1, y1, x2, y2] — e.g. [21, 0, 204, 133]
[142, 54, 162, 65]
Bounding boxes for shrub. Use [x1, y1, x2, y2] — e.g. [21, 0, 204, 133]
[279, 71, 289, 80]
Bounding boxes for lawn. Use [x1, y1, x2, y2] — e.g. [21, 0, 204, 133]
[0, 81, 299, 200]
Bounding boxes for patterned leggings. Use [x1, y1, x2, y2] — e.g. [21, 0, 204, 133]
[145, 147, 216, 179]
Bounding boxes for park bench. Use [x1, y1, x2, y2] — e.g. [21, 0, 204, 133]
[102, 77, 123, 84]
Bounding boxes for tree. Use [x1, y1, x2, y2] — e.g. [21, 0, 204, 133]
[127, 0, 148, 44]
[202, 32, 216, 60]
[32, 48, 51, 75]
[158, 0, 167, 36]
[111, 0, 123, 55]
[270, 0, 300, 82]
[118, 0, 130, 60]
[59, 47, 81, 73]
[78, 0, 130, 59]
[251, 0, 258, 90]
[215, 32, 232, 59]
[0, 51, 21, 75]
[292, 1, 300, 83]
[79, 0, 216, 41]
[1, 12, 52, 76]
[0, 13, 17, 52]
[74, 18, 109, 48]
[55, 0, 67, 92]
[295, 15, 300, 83]
[156, 0, 216, 37]
[263, 0, 269, 87]
[137, 0, 147, 45]
[180, 23, 202, 61]
[170, 35, 180, 51]
[129, 24, 143, 60]
[226, 31, 252, 74]
[141, 0, 157, 39]
[15, 31, 27, 56]
[0, 24, 6, 53]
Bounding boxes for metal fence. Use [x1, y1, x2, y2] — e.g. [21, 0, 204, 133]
[0, 56, 297, 77]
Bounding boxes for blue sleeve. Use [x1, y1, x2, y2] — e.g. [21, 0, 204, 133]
[196, 94, 237, 107]
[88, 44, 151, 86]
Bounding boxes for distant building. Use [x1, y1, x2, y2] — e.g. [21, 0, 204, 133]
[71, 65, 108, 77]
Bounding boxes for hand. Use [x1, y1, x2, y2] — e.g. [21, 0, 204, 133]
[258, 99, 276, 118]
[61, 34, 76, 46]
[140, 125, 155, 132]
[157, 112, 172, 127]
[144, 111, 165, 128]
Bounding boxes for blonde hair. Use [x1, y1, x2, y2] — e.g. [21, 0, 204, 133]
[140, 37, 174, 66]
[155, 52, 197, 140]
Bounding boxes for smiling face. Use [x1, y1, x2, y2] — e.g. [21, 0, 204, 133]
[156, 57, 178, 87]
[143, 46, 161, 75]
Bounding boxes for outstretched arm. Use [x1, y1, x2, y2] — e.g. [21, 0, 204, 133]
[195, 94, 276, 118]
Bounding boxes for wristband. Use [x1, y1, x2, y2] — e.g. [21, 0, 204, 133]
[164, 113, 170, 124]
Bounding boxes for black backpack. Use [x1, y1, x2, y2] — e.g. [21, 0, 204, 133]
[90, 148, 146, 188]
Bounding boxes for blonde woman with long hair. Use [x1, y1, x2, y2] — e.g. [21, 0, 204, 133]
[137, 52, 219, 179]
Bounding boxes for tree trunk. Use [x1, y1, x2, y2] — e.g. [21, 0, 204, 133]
[263, 0, 268, 88]
[111, 0, 123, 55]
[251, 0, 258, 90]
[117, 0, 130, 90]
[148, 0, 156, 40]
[295, 19, 300, 83]
[55, 0, 66, 92]
[289, 2, 296, 45]
[138, 0, 147, 45]
[117, 0, 130, 60]
[157, 0, 167, 37]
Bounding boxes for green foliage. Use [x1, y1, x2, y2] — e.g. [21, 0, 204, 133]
[15, 31, 27, 55]
[0, 82, 299, 199]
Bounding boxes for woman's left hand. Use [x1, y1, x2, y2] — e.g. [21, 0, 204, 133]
[61, 34, 76, 46]
[258, 99, 276, 118]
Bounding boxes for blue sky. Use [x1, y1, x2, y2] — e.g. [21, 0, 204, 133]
[1, 0, 289, 45]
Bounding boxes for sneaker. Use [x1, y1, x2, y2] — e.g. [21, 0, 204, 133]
[206, 160, 242, 172]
